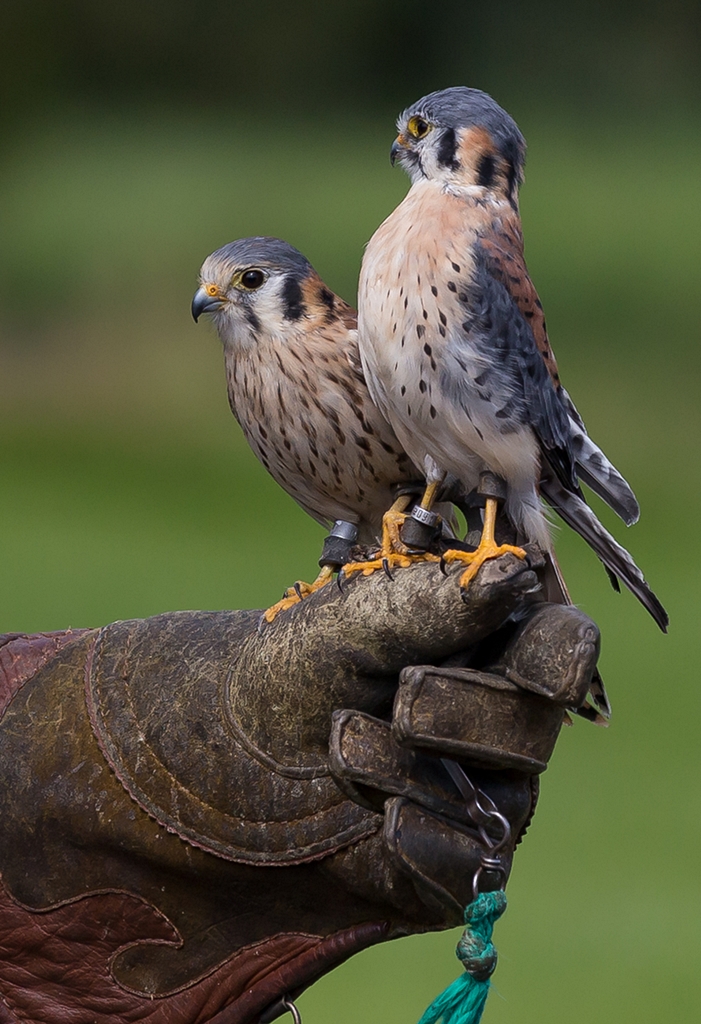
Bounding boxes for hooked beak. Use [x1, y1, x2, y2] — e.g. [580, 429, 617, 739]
[191, 286, 225, 322]
[390, 138, 402, 166]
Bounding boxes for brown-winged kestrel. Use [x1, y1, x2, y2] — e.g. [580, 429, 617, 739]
[191, 236, 449, 619]
[357, 86, 667, 630]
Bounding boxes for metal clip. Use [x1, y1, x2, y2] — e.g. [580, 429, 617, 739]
[281, 996, 302, 1024]
[259, 994, 302, 1023]
[441, 758, 511, 899]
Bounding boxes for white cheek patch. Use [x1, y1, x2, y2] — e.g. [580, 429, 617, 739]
[216, 274, 291, 351]
[251, 277, 289, 328]
[418, 144, 456, 185]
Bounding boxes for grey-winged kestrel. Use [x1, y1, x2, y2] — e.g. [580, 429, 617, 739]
[191, 236, 453, 620]
[357, 86, 667, 630]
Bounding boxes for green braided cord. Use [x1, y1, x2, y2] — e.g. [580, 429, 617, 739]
[417, 891, 507, 1024]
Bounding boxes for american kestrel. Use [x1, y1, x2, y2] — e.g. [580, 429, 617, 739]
[357, 87, 667, 630]
[192, 237, 447, 619]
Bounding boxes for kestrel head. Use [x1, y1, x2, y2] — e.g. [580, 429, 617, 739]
[391, 87, 526, 203]
[192, 236, 344, 348]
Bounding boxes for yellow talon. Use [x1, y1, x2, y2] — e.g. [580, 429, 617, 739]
[381, 505, 414, 556]
[342, 494, 440, 578]
[442, 497, 527, 589]
[342, 551, 430, 577]
[264, 564, 335, 622]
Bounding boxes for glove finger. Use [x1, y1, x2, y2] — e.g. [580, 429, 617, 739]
[329, 708, 534, 838]
[483, 602, 601, 709]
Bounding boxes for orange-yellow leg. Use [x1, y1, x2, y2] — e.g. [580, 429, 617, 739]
[264, 564, 335, 623]
[343, 487, 441, 578]
[442, 497, 527, 588]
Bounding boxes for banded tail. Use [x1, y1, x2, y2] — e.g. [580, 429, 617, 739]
[540, 465, 668, 632]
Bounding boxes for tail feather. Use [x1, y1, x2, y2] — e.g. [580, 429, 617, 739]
[571, 431, 640, 526]
[560, 388, 640, 526]
[540, 469, 668, 632]
[540, 549, 571, 605]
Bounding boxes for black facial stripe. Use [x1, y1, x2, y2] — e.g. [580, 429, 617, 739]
[436, 127, 460, 171]
[281, 275, 304, 320]
[244, 307, 261, 333]
[476, 153, 496, 188]
[505, 159, 518, 205]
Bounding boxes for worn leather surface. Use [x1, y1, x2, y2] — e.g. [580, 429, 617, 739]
[0, 629, 91, 708]
[0, 557, 600, 1022]
[0, 631, 393, 998]
[393, 666, 567, 773]
[489, 602, 601, 704]
[382, 797, 515, 918]
[329, 709, 536, 829]
[86, 611, 378, 865]
[0, 878, 387, 1024]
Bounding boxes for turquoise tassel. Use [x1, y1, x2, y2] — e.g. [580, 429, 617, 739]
[418, 891, 506, 1024]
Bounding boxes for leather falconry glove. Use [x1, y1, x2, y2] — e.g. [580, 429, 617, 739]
[0, 553, 600, 1024]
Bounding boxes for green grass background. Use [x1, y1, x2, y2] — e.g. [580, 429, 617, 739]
[0, 108, 699, 1022]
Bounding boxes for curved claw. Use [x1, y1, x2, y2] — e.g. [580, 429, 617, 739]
[439, 555, 449, 577]
[263, 565, 335, 623]
[336, 570, 345, 593]
[381, 557, 395, 581]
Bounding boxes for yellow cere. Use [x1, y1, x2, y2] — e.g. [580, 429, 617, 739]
[205, 284, 219, 297]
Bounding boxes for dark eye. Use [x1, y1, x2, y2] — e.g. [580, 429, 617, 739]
[241, 269, 266, 290]
[408, 116, 430, 139]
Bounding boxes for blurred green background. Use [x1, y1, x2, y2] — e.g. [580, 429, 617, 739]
[1, 2, 699, 1021]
